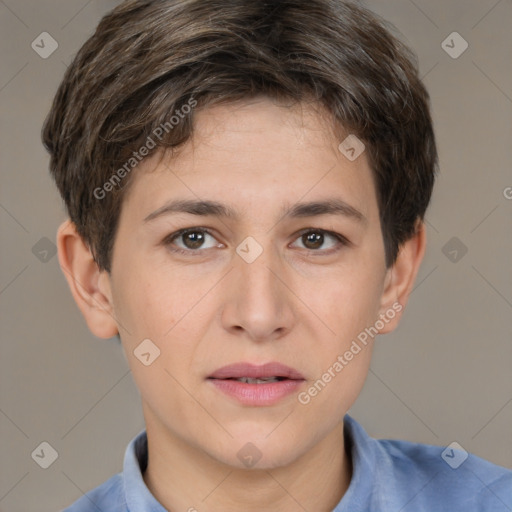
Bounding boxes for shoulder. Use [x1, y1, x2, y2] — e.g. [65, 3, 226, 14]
[61, 473, 125, 512]
[376, 436, 512, 511]
[343, 415, 512, 512]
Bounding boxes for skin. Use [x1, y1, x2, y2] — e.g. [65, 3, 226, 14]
[57, 97, 426, 512]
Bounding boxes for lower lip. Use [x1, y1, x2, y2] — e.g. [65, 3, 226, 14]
[208, 379, 304, 406]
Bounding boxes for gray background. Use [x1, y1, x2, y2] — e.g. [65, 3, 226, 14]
[1, 0, 511, 510]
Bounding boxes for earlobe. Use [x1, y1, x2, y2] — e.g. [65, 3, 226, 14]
[56, 219, 119, 339]
[377, 221, 427, 334]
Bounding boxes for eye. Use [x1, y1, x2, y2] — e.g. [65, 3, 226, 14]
[163, 228, 221, 255]
[291, 229, 349, 253]
[162, 227, 349, 256]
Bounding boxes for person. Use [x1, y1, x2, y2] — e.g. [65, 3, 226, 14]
[42, 0, 512, 510]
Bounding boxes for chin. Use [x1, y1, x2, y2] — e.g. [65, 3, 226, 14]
[211, 429, 309, 470]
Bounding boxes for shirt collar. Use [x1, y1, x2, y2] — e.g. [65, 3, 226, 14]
[123, 427, 167, 511]
[334, 414, 379, 511]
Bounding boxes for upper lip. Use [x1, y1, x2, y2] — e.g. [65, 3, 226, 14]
[208, 362, 305, 380]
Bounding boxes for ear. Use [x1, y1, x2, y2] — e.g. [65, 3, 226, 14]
[56, 219, 119, 339]
[377, 220, 427, 334]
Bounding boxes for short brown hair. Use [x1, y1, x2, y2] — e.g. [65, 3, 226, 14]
[42, 0, 438, 272]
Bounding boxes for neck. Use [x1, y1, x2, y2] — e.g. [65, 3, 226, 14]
[142, 418, 352, 512]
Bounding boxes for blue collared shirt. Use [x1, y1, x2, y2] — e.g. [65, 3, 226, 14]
[62, 414, 512, 511]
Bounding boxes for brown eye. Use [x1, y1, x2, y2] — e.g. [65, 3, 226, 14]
[164, 228, 219, 254]
[302, 231, 324, 250]
[180, 231, 206, 249]
[291, 229, 348, 253]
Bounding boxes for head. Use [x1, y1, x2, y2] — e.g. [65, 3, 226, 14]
[43, 0, 437, 469]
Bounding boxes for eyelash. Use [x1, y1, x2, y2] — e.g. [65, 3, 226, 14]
[162, 227, 350, 256]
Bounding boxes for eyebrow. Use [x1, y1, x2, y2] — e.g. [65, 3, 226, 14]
[143, 198, 366, 224]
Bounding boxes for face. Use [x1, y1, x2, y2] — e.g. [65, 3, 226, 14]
[105, 98, 393, 468]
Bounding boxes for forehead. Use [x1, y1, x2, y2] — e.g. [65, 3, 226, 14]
[120, 98, 378, 225]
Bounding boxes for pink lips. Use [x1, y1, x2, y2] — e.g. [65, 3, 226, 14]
[207, 362, 305, 406]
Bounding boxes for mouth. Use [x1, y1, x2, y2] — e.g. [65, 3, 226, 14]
[207, 362, 305, 406]
[220, 376, 288, 384]
[208, 362, 305, 381]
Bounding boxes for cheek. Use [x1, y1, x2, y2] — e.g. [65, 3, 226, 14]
[313, 261, 384, 341]
[299, 246, 385, 414]
[114, 269, 203, 414]
[117, 267, 209, 372]
[112, 259, 183, 337]
[297, 273, 381, 419]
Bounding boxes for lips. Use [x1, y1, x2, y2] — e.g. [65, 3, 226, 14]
[208, 362, 305, 381]
[207, 362, 305, 406]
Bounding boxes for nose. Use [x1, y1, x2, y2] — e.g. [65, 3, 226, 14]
[220, 238, 296, 343]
